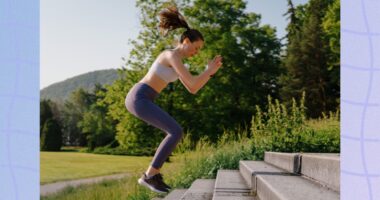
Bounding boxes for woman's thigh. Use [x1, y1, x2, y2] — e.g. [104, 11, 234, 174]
[133, 99, 182, 135]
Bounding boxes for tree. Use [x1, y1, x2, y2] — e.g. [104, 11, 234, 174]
[40, 99, 63, 150]
[61, 88, 95, 146]
[177, 0, 282, 141]
[322, 0, 340, 107]
[40, 119, 62, 151]
[40, 100, 54, 135]
[103, 0, 282, 152]
[78, 84, 117, 151]
[322, 0, 339, 68]
[280, 0, 338, 118]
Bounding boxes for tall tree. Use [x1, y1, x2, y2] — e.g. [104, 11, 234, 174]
[322, 0, 340, 107]
[61, 88, 95, 146]
[78, 84, 117, 150]
[280, 0, 337, 118]
[40, 100, 54, 135]
[103, 0, 282, 151]
[178, 0, 282, 141]
[41, 119, 62, 151]
[40, 100, 63, 151]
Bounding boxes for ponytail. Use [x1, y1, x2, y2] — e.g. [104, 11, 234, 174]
[158, 6, 204, 43]
[159, 6, 190, 36]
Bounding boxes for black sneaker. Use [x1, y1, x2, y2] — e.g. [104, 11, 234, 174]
[137, 173, 169, 193]
[156, 173, 172, 190]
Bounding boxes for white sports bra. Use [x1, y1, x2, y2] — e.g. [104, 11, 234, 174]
[147, 60, 189, 83]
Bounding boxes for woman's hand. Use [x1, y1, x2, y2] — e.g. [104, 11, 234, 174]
[207, 55, 223, 75]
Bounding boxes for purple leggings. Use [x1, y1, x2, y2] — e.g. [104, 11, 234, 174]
[125, 82, 183, 169]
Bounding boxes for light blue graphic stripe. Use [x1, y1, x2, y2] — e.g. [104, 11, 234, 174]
[4, 0, 20, 198]
[358, 0, 374, 199]
[0, 0, 39, 199]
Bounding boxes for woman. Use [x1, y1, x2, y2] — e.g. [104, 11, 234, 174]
[125, 6, 223, 193]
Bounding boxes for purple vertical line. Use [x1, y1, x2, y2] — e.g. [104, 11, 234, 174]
[4, 0, 20, 199]
[359, 0, 374, 199]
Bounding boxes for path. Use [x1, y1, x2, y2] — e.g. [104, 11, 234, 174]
[40, 173, 131, 197]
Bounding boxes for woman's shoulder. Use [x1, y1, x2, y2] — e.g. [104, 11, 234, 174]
[154, 50, 176, 67]
[162, 49, 176, 57]
[160, 49, 180, 62]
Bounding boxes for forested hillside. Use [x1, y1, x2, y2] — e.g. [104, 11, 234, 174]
[40, 69, 119, 103]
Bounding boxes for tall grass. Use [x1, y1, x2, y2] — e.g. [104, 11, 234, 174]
[169, 131, 255, 188]
[251, 93, 340, 159]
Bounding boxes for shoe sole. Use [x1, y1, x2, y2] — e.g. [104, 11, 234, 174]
[138, 178, 168, 194]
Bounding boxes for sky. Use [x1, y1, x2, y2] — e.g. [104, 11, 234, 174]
[40, 0, 308, 89]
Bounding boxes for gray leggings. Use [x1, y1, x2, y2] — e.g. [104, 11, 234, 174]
[125, 82, 183, 169]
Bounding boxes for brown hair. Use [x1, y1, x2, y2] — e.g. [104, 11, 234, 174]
[158, 6, 204, 43]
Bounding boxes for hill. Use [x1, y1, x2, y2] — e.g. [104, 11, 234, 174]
[40, 69, 120, 103]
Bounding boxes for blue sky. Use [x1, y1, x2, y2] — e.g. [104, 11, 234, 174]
[40, 0, 308, 89]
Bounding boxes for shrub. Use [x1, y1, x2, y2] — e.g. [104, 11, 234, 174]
[40, 119, 63, 151]
[169, 131, 255, 188]
[250, 93, 340, 159]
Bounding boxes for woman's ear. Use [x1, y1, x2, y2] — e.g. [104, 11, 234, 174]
[183, 37, 191, 45]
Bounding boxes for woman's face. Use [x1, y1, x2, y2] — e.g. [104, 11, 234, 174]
[183, 39, 204, 58]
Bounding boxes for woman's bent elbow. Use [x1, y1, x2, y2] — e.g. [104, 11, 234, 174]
[190, 88, 198, 95]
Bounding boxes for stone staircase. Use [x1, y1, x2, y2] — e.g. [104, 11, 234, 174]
[154, 152, 340, 200]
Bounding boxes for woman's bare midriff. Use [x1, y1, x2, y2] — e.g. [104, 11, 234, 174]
[139, 51, 173, 94]
[139, 73, 169, 94]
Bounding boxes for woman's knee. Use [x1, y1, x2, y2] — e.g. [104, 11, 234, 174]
[169, 124, 183, 141]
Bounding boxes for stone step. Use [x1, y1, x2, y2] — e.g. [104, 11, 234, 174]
[213, 196, 256, 200]
[256, 172, 339, 200]
[239, 160, 339, 200]
[264, 152, 301, 173]
[162, 189, 187, 200]
[212, 170, 254, 200]
[301, 153, 340, 192]
[180, 179, 215, 200]
[264, 152, 340, 192]
[239, 160, 284, 194]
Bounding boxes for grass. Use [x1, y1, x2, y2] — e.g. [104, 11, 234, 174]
[41, 152, 152, 184]
[40, 133, 255, 200]
[41, 146, 204, 184]
[305, 118, 339, 131]
[41, 176, 144, 200]
[40, 149, 212, 200]
[60, 146, 87, 152]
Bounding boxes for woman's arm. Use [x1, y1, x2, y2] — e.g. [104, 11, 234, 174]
[178, 70, 212, 94]
[168, 54, 222, 94]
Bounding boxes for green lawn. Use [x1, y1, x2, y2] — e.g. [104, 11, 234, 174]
[40, 148, 200, 185]
[40, 152, 152, 184]
[41, 149, 213, 200]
